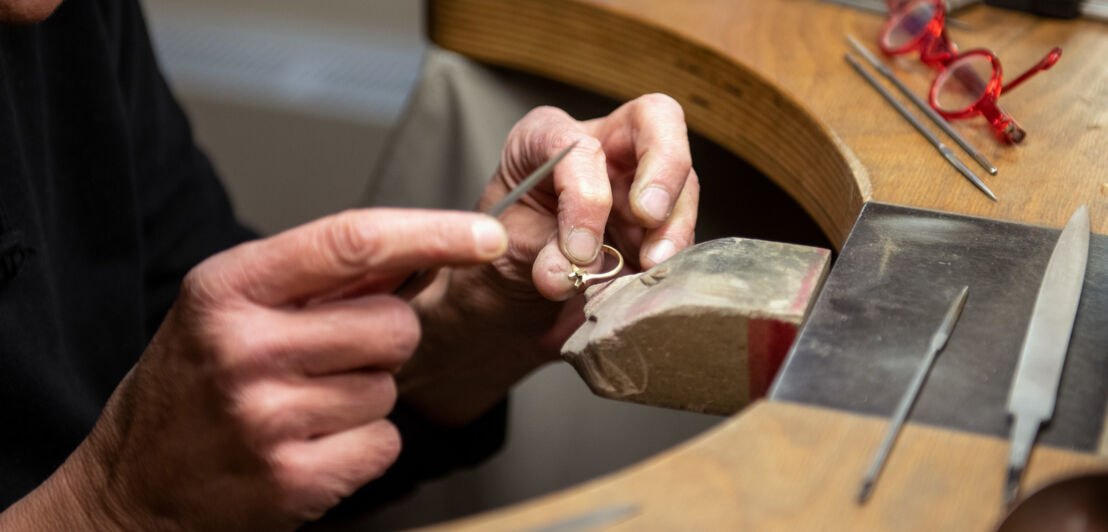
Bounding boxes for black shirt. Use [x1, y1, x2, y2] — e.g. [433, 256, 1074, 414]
[0, 0, 253, 505]
[0, 0, 504, 517]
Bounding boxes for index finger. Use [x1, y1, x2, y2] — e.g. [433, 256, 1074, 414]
[585, 93, 691, 228]
[200, 208, 508, 306]
[503, 106, 613, 266]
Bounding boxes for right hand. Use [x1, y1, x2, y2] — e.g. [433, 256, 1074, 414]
[64, 209, 508, 530]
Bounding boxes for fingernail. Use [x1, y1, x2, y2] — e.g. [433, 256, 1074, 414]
[565, 228, 599, 264]
[638, 187, 672, 222]
[472, 218, 508, 259]
[647, 239, 677, 265]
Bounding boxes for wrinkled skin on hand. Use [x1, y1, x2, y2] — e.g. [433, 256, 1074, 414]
[455, 93, 700, 362]
[68, 209, 509, 530]
[1, 93, 698, 531]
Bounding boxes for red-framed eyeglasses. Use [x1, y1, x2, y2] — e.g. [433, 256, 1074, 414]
[878, 0, 1062, 144]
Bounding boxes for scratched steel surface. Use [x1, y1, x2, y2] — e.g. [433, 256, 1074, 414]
[770, 202, 1108, 451]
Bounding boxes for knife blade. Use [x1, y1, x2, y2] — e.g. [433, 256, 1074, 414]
[1004, 205, 1090, 504]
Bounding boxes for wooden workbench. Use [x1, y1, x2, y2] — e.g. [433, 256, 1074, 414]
[422, 1, 1108, 529]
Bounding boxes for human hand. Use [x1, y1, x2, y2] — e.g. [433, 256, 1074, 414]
[446, 94, 698, 352]
[55, 209, 507, 530]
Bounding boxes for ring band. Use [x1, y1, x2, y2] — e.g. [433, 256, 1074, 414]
[568, 244, 625, 289]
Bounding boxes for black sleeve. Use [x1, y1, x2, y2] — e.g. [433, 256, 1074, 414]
[100, 0, 257, 337]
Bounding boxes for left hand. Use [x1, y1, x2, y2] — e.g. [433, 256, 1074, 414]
[486, 93, 699, 303]
[453, 94, 698, 354]
[398, 93, 699, 425]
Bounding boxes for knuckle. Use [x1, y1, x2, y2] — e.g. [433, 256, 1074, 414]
[377, 422, 402, 460]
[231, 382, 288, 439]
[267, 451, 339, 521]
[373, 299, 420, 365]
[639, 93, 685, 119]
[235, 324, 294, 370]
[274, 422, 402, 507]
[265, 449, 294, 487]
[649, 152, 692, 189]
[322, 423, 401, 496]
[362, 421, 402, 476]
[559, 137, 601, 167]
[523, 105, 571, 124]
[516, 106, 587, 149]
[576, 186, 613, 214]
[172, 283, 258, 373]
[179, 245, 263, 308]
[366, 373, 399, 412]
[418, 221, 461, 259]
[179, 261, 224, 308]
[574, 135, 604, 158]
[322, 210, 376, 270]
[565, 169, 613, 214]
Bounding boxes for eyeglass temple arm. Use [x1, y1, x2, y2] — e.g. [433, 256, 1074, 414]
[1002, 47, 1062, 93]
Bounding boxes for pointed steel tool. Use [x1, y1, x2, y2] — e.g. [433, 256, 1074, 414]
[858, 286, 969, 503]
[393, 141, 578, 298]
[844, 54, 997, 201]
[847, 34, 997, 176]
[485, 140, 578, 217]
[1004, 205, 1090, 505]
[517, 503, 637, 532]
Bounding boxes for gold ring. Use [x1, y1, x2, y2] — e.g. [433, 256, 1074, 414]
[568, 244, 624, 289]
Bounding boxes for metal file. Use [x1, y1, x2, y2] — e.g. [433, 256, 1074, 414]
[1004, 205, 1090, 504]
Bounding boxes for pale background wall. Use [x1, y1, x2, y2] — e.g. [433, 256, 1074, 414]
[139, 1, 722, 529]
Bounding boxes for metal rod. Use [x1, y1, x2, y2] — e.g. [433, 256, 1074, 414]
[1005, 415, 1040, 505]
[847, 35, 997, 175]
[486, 140, 578, 217]
[393, 141, 578, 298]
[845, 53, 998, 201]
[858, 286, 970, 503]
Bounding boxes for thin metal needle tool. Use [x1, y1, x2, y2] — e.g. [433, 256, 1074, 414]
[845, 53, 997, 201]
[485, 140, 579, 217]
[517, 503, 637, 532]
[858, 286, 970, 503]
[392, 141, 579, 298]
[847, 35, 997, 176]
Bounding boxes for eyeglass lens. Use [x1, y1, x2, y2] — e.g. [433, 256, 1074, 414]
[934, 55, 993, 112]
[884, 1, 937, 50]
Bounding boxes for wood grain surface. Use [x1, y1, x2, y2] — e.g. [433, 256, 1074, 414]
[418, 401, 1107, 532]
[429, 0, 1108, 248]
[423, 1, 1108, 529]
